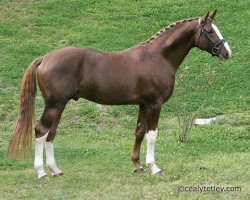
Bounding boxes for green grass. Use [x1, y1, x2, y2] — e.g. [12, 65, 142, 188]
[0, 0, 249, 199]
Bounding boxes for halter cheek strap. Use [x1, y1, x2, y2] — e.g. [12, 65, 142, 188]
[199, 21, 226, 56]
[201, 29, 226, 56]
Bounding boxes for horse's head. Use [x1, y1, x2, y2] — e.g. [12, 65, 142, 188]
[196, 10, 232, 60]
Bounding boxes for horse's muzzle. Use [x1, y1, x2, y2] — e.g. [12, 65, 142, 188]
[219, 49, 232, 60]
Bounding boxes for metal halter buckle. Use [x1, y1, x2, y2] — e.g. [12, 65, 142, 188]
[201, 27, 226, 56]
[212, 47, 219, 56]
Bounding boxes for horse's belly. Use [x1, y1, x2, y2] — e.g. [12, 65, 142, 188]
[75, 83, 139, 105]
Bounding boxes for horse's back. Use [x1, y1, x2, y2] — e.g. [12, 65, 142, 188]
[41, 47, 86, 68]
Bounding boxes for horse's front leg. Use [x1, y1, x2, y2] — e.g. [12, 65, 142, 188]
[131, 105, 146, 173]
[145, 102, 162, 175]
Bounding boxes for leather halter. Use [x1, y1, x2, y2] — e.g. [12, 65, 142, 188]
[199, 21, 226, 56]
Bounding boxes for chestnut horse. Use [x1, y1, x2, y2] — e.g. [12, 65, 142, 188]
[7, 11, 232, 178]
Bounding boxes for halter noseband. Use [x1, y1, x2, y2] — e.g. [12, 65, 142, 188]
[200, 21, 226, 56]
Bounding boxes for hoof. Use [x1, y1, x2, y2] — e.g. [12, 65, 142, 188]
[134, 168, 144, 173]
[52, 172, 63, 177]
[155, 170, 164, 176]
[39, 175, 49, 180]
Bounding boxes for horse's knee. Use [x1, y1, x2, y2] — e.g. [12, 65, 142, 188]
[131, 156, 139, 163]
[145, 129, 158, 145]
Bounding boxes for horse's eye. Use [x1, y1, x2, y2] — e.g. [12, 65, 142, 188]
[208, 29, 214, 34]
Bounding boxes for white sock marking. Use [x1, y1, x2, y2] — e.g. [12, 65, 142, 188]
[46, 142, 62, 176]
[34, 132, 48, 179]
[146, 129, 161, 174]
[212, 23, 232, 58]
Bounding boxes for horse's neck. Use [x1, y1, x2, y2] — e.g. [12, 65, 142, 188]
[150, 20, 199, 70]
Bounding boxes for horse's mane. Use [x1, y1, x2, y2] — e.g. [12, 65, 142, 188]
[140, 17, 199, 45]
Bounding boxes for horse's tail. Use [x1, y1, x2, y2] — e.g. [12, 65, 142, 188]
[7, 57, 43, 160]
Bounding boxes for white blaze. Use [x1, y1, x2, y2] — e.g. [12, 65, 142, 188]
[146, 129, 161, 174]
[212, 23, 232, 58]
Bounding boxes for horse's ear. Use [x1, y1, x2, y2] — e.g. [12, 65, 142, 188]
[204, 11, 210, 22]
[210, 10, 217, 20]
[200, 11, 210, 26]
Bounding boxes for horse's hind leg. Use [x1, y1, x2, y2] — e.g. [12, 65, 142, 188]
[34, 101, 66, 179]
[132, 105, 146, 173]
[45, 107, 65, 177]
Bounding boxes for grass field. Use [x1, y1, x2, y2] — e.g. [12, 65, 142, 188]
[0, 0, 249, 199]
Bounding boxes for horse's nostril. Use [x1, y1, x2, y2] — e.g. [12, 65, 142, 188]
[225, 51, 229, 58]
